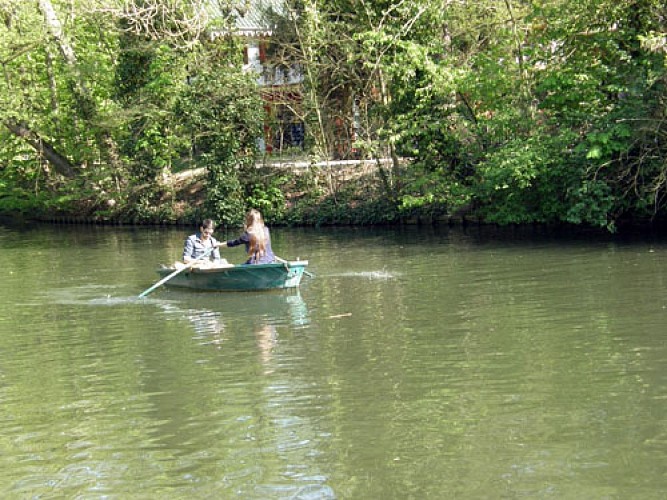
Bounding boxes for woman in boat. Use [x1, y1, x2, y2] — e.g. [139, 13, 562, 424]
[219, 209, 276, 265]
[182, 219, 226, 265]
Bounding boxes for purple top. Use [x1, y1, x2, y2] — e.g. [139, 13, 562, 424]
[226, 227, 275, 264]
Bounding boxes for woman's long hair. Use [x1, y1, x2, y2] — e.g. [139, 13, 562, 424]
[244, 209, 266, 262]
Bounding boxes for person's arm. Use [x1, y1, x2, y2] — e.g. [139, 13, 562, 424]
[182, 236, 195, 263]
[224, 232, 250, 248]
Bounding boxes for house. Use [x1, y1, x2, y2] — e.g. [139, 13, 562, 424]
[210, 0, 305, 156]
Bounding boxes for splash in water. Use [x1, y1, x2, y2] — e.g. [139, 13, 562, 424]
[335, 270, 396, 280]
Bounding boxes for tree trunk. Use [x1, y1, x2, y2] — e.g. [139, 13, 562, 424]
[4, 119, 76, 178]
[377, 67, 401, 197]
[39, 0, 78, 67]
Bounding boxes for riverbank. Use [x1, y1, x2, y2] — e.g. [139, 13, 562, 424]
[33, 159, 484, 227]
[10, 159, 457, 227]
[3, 159, 664, 233]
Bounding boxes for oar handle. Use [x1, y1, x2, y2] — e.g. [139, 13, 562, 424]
[138, 245, 216, 298]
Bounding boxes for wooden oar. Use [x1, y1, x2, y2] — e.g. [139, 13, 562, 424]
[138, 245, 216, 298]
[275, 256, 315, 278]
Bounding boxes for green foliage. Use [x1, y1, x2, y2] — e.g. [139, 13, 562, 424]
[176, 40, 264, 226]
[0, 0, 665, 231]
[565, 179, 616, 231]
[285, 191, 399, 226]
[0, 181, 82, 216]
[279, 166, 400, 226]
[115, 39, 190, 187]
[474, 131, 580, 225]
[406, 0, 667, 229]
[244, 172, 289, 222]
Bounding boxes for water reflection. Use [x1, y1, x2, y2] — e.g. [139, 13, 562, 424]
[142, 291, 333, 498]
[256, 323, 278, 372]
[153, 292, 310, 388]
[158, 290, 309, 335]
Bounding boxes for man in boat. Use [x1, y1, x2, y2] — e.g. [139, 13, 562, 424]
[180, 219, 231, 268]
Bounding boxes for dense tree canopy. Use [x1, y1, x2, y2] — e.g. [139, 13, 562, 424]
[0, 0, 665, 229]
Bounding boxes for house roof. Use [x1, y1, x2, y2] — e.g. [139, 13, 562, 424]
[209, 0, 285, 37]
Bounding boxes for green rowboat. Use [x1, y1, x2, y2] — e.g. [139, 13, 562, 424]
[156, 260, 309, 291]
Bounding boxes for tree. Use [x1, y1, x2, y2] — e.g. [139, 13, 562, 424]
[526, 0, 667, 226]
[176, 38, 264, 225]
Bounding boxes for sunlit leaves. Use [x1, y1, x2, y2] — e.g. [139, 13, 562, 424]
[176, 44, 263, 224]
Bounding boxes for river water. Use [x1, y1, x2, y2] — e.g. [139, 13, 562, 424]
[1, 222, 666, 498]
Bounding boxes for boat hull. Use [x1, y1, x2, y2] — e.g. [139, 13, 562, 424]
[156, 261, 308, 291]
